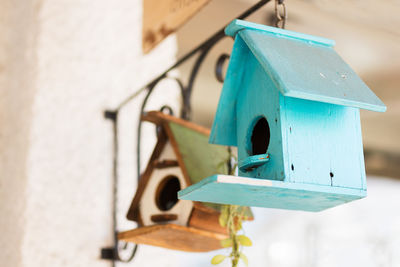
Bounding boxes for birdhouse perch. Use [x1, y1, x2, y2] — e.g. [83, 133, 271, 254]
[178, 20, 386, 212]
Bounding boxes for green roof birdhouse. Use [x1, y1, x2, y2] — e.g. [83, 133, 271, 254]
[178, 20, 386, 212]
[119, 111, 252, 252]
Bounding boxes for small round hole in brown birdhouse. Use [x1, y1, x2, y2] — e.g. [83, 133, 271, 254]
[155, 175, 181, 211]
[250, 117, 270, 156]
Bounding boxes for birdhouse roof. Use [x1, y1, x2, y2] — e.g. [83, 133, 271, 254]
[209, 20, 386, 146]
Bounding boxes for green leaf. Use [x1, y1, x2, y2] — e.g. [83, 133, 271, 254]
[211, 255, 227, 265]
[220, 238, 233, 248]
[219, 205, 229, 227]
[218, 215, 227, 227]
[240, 252, 248, 266]
[237, 235, 252, 246]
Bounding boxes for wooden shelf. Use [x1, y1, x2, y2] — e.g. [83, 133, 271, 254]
[179, 175, 366, 212]
[118, 224, 227, 252]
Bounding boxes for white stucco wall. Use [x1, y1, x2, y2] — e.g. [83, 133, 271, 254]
[0, 1, 39, 266]
[0, 0, 180, 266]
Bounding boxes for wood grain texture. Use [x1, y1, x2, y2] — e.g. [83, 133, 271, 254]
[235, 50, 285, 181]
[179, 175, 366, 212]
[142, 0, 211, 53]
[118, 224, 227, 252]
[188, 205, 227, 235]
[281, 97, 366, 190]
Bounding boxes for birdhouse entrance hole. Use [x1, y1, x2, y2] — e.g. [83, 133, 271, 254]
[250, 117, 270, 156]
[156, 175, 181, 211]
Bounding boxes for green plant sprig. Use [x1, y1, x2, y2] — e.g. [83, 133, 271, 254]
[211, 205, 252, 266]
[212, 152, 252, 267]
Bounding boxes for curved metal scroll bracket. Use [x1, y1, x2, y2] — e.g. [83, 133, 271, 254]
[215, 53, 230, 83]
[126, 0, 271, 179]
[101, 111, 138, 265]
[102, 0, 271, 263]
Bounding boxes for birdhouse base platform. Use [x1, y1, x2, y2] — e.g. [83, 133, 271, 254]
[118, 224, 227, 252]
[178, 175, 366, 212]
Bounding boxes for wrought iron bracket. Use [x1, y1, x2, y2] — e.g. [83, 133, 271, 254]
[101, 0, 271, 263]
[101, 110, 138, 264]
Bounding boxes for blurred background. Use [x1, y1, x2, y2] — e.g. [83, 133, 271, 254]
[0, 0, 399, 266]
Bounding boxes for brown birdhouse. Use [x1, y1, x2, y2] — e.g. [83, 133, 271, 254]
[118, 111, 252, 252]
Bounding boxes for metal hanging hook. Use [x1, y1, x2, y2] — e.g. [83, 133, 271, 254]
[275, 0, 287, 29]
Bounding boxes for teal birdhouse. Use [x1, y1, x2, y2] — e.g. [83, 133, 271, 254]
[178, 20, 386, 211]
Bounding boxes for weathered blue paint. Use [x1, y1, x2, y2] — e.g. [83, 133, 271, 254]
[179, 20, 385, 211]
[281, 97, 366, 190]
[209, 34, 249, 147]
[210, 19, 385, 146]
[239, 29, 385, 112]
[238, 154, 269, 173]
[225, 19, 336, 47]
[178, 175, 366, 212]
[236, 47, 285, 181]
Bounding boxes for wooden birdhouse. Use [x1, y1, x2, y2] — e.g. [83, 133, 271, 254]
[118, 111, 252, 252]
[178, 20, 386, 212]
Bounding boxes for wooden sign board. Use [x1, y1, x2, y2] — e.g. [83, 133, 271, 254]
[142, 0, 211, 53]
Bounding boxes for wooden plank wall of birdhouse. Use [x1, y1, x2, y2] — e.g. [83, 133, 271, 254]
[280, 96, 366, 190]
[235, 42, 285, 181]
[209, 34, 249, 147]
[140, 141, 193, 226]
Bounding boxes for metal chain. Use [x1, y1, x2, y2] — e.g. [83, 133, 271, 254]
[275, 0, 287, 29]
